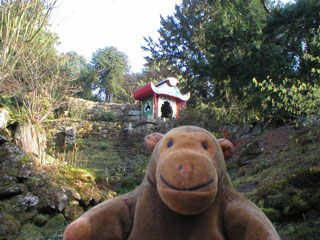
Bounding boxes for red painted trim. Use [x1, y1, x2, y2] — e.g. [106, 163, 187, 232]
[133, 83, 153, 100]
[154, 93, 158, 117]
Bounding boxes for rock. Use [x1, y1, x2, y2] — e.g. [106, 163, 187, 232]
[0, 134, 9, 145]
[75, 182, 105, 206]
[14, 122, 46, 158]
[0, 173, 17, 183]
[18, 192, 39, 209]
[65, 126, 77, 145]
[0, 183, 27, 199]
[65, 188, 81, 201]
[36, 187, 58, 213]
[239, 140, 263, 162]
[52, 127, 66, 149]
[0, 108, 11, 129]
[14, 168, 32, 182]
[0, 142, 24, 168]
[128, 110, 140, 116]
[124, 122, 134, 132]
[56, 191, 68, 212]
[237, 123, 251, 138]
[252, 122, 263, 136]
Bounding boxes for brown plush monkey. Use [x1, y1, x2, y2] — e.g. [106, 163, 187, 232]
[64, 126, 280, 240]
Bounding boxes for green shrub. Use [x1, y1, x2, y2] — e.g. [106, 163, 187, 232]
[253, 77, 320, 117]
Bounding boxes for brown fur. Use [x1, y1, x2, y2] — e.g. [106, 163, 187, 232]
[64, 126, 280, 240]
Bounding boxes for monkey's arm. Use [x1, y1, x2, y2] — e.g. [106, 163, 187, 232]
[63, 190, 137, 240]
[224, 194, 280, 240]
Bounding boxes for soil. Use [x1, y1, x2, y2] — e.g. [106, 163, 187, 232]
[231, 125, 294, 163]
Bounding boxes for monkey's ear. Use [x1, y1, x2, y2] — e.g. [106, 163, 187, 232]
[218, 138, 234, 160]
[145, 132, 163, 151]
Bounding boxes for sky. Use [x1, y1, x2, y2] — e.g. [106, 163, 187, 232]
[51, 0, 182, 73]
[51, 0, 292, 74]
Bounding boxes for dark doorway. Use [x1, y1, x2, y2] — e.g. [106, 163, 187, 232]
[161, 101, 173, 118]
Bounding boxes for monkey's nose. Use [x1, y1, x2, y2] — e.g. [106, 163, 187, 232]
[178, 164, 195, 175]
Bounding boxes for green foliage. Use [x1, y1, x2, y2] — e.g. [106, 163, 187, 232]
[0, 0, 56, 87]
[92, 108, 115, 122]
[254, 77, 320, 117]
[144, 0, 267, 103]
[64, 52, 96, 100]
[144, 0, 320, 124]
[278, 221, 320, 240]
[117, 73, 149, 104]
[253, 19, 320, 120]
[9, 29, 79, 124]
[67, 100, 86, 120]
[90, 46, 129, 102]
[0, 2, 80, 125]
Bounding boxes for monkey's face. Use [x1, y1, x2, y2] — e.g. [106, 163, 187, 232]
[154, 130, 222, 215]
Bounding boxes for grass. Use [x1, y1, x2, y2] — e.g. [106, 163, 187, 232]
[59, 133, 150, 194]
[227, 126, 320, 238]
[43, 118, 320, 240]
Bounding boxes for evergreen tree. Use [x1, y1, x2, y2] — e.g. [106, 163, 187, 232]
[90, 46, 129, 102]
[64, 52, 96, 100]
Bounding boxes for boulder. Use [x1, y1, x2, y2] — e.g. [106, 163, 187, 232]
[0, 142, 23, 167]
[14, 123, 46, 158]
[252, 122, 263, 136]
[0, 183, 27, 199]
[56, 191, 68, 212]
[18, 192, 39, 209]
[0, 133, 9, 145]
[235, 123, 253, 138]
[0, 173, 17, 184]
[65, 126, 77, 145]
[0, 108, 11, 129]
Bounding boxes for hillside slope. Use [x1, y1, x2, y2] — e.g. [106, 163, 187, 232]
[228, 125, 320, 239]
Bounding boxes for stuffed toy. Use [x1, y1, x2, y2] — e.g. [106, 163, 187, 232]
[64, 126, 280, 240]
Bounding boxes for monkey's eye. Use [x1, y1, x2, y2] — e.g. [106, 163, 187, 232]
[167, 140, 174, 148]
[202, 142, 208, 150]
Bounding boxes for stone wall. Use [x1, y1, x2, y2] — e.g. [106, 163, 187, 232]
[65, 98, 172, 134]
[66, 98, 141, 123]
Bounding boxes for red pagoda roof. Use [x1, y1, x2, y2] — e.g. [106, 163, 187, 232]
[133, 78, 190, 102]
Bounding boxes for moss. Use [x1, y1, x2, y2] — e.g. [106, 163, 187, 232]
[64, 201, 84, 221]
[62, 166, 96, 184]
[75, 182, 105, 205]
[44, 214, 66, 232]
[0, 213, 21, 239]
[33, 214, 51, 227]
[114, 176, 140, 195]
[278, 220, 320, 240]
[249, 167, 320, 221]
[17, 215, 66, 240]
[18, 155, 33, 164]
[18, 223, 43, 240]
[261, 207, 281, 221]
[0, 147, 9, 157]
